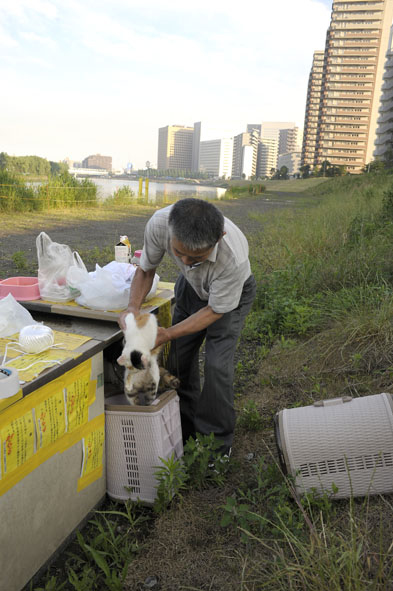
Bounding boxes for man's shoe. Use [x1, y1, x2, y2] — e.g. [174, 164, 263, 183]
[208, 447, 232, 469]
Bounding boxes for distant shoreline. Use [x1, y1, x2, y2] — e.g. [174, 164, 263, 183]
[104, 175, 228, 188]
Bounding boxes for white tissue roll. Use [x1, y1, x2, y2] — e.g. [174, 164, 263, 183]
[0, 367, 20, 398]
[19, 324, 54, 353]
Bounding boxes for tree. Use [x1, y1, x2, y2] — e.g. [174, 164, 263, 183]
[320, 160, 331, 177]
[312, 165, 320, 177]
[279, 166, 289, 180]
[300, 164, 311, 179]
[0, 152, 8, 170]
[363, 159, 385, 174]
[50, 161, 68, 176]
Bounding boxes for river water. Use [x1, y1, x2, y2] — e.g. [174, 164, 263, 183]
[92, 178, 226, 204]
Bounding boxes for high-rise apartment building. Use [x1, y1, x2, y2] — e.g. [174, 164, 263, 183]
[302, 0, 393, 173]
[279, 127, 303, 155]
[232, 131, 259, 178]
[247, 122, 297, 149]
[302, 51, 325, 168]
[199, 138, 233, 178]
[257, 137, 279, 178]
[157, 125, 193, 170]
[242, 145, 255, 179]
[278, 151, 302, 176]
[374, 25, 393, 159]
[157, 122, 201, 172]
[247, 122, 299, 173]
[191, 121, 201, 172]
[82, 154, 112, 171]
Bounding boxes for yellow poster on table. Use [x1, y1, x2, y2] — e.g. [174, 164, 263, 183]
[80, 426, 105, 478]
[77, 416, 105, 492]
[1, 411, 35, 476]
[52, 331, 92, 351]
[35, 389, 67, 449]
[0, 334, 21, 359]
[7, 349, 74, 383]
[66, 376, 90, 433]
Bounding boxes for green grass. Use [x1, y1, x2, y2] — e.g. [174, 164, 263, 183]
[244, 172, 393, 354]
[263, 177, 330, 193]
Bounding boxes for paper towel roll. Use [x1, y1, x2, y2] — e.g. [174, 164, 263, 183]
[0, 367, 20, 399]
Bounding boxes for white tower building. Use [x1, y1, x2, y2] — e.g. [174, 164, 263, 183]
[199, 138, 234, 178]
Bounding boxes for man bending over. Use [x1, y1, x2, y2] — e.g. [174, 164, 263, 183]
[119, 198, 256, 455]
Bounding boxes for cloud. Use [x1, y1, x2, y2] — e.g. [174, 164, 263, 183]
[20, 31, 56, 47]
[0, 24, 18, 47]
[66, 0, 330, 73]
[0, 0, 332, 167]
[0, 0, 58, 22]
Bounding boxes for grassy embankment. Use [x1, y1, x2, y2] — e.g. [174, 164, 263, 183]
[28, 172, 393, 590]
[227, 171, 393, 590]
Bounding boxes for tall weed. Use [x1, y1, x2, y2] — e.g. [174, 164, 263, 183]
[37, 173, 97, 208]
[0, 170, 37, 211]
[247, 174, 393, 350]
[0, 170, 98, 211]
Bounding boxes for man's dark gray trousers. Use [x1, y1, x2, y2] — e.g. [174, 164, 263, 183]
[168, 273, 256, 451]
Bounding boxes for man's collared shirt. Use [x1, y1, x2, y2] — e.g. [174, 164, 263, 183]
[139, 204, 251, 314]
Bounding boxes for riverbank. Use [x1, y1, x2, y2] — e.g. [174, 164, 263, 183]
[109, 175, 224, 185]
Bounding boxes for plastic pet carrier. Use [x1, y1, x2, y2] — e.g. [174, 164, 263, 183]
[105, 390, 183, 504]
[274, 393, 393, 499]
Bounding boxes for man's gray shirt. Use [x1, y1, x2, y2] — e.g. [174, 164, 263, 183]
[139, 204, 251, 314]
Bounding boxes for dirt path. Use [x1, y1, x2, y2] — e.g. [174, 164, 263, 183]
[0, 193, 299, 279]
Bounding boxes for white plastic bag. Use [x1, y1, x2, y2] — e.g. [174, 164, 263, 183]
[69, 261, 159, 311]
[66, 255, 90, 290]
[0, 294, 38, 337]
[75, 265, 130, 310]
[36, 232, 86, 302]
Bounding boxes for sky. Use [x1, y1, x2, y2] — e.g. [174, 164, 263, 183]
[0, 0, 333, 170]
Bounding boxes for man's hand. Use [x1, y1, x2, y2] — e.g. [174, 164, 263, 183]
[155, 326, 171, 348]
[118, 267, 157, 330]
[118, 306, 139, 331]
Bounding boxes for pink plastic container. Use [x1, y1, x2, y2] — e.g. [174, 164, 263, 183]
[0, 277, 40, 301]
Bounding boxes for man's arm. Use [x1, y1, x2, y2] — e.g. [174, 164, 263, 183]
[118, 266, 156, 329]
[155, 305, 223, 347]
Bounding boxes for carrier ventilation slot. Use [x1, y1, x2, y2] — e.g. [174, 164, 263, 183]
[121, 418, 141, 493]
[299, 452, 393, 479]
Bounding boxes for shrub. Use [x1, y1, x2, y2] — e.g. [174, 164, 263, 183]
[0, 170, 37, 211]
[37, 172, 97, 208]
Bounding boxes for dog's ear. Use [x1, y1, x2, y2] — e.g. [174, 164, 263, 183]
[117, 354, 127, 366]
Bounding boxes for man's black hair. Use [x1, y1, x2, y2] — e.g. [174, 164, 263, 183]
[168, 198, 224, 250]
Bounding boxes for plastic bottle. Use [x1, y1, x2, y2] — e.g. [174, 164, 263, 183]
[131, 249, 142, 265]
